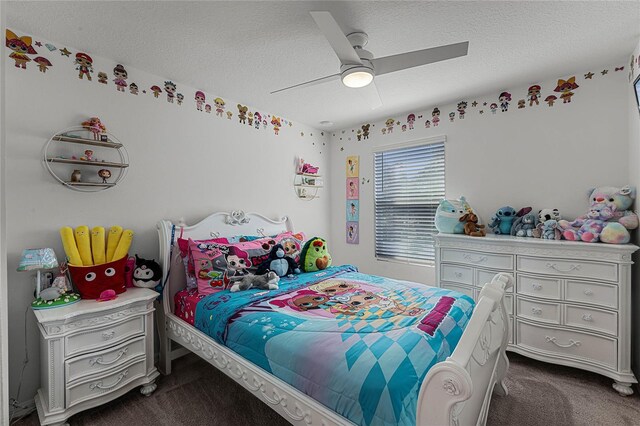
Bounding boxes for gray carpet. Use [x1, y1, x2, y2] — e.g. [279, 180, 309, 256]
[15, 352, 640, 425]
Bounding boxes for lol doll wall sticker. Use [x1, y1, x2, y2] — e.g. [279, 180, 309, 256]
[214, 97, 226, 117]
[527, 85, 541, 106]
[195, 91, 206, 111]
[432, 107, 440, 126]
[554, 77, 579, 103]
[75, 52, 93, 80]
[164, 81, 177, 103]
[457, 101, 467, 119]
[113, 64, 128, 92]
[6, 29, 37, 69]
[499, 91, 512, 111]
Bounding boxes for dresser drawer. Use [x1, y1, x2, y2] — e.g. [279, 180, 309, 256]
[516, 274, 561, 300]
[504, 294, 513, 315]
[516, 320, 617, 369]
[565, 305, 618, 337]
[516, 297, 560, 324]
[440, 248, 513, 270]
[565, 280, 618, 309]
[517, 256, 618, 282]
[66, 336, 146, 383]
[66, 357, 147, 408]
[65, 316, 145, 358]
[441, 264, 473, 286]
[441, 282, 475, 299]
[477, 269, 513, 292]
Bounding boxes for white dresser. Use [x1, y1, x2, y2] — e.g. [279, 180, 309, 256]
[33, 288, 159, 425]
[435, 233, 638, 396]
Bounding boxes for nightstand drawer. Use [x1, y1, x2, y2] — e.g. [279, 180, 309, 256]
[517, 256, 618, 282]
[66, 336, 146, 383]
[66, 357, 146, 408]
[66, 316, 145, 357]
[440, 248, 513, 270]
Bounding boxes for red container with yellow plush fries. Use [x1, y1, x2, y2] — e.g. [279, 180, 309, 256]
[68, 256, 128, 299]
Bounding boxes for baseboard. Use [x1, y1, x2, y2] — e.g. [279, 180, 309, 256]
[9, 399, 36, 421]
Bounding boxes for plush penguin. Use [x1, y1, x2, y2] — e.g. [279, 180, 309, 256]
[256, 244, 300, 277]
[132, 255, 162, 289]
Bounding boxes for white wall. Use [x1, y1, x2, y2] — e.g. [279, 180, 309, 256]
[329, 63, 630, 285]
[627, 39, 640, 386]
[4, 31, 330, 405]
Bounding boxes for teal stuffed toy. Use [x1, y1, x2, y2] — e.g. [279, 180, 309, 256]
[488, 206, 517, 234]
[435, 196, 472, 234]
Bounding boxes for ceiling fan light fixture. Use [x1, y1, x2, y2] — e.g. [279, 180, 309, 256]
[341, 67, 374, 88]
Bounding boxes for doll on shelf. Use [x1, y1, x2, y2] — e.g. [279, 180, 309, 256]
[81, 117, 107, 140]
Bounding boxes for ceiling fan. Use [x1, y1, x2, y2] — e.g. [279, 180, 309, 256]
[270, 11, 469, 108]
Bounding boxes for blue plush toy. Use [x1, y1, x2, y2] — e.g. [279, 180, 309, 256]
[488, 206, 517, 234]
[435, 196, 471, 234]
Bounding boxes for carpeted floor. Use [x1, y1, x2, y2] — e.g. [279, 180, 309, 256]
[15, 352, 640, 425]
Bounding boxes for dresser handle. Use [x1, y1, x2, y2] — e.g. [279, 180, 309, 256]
[89, 370, 128, 391]
[462, 254, 487, 263]
[583, 289, 594, 296]
[102, 330, 116, 340]
[545, 336, 581, 348]
[454, 272, 463, 278]
[89, 348, 128, 366]
[531, 283, 543, 291]
[582, 314, 593, 322]
[531, 307, 542, 315]
[545, 262, 581, 273]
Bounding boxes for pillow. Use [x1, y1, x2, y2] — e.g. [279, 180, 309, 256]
[190, 232, 305, 295]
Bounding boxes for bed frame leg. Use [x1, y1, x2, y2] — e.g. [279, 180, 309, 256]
[155, 300, 172, 375]
[494, 350, 509, 396]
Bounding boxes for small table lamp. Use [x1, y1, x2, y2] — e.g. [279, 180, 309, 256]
[17, 248, 58, 298]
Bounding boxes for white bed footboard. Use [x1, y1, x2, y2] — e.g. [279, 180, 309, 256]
[418, 273, 513, 426]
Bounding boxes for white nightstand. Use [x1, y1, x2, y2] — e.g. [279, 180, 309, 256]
[33, 288, 160, 425]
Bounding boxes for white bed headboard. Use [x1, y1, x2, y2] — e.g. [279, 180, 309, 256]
[157, 210, 293, 313]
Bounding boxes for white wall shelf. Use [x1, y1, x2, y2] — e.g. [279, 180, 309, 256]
[293, 173, 323, 200]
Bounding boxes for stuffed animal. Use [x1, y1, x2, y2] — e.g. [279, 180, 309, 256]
[459, 211, 485, 237]
[132, 255, 162, 289]
[257, 244, 300, 277]
[541, 219, 562, 240]
[435, 196, 472, 234]
[300, 237, 332, 272]
[559, 186, 638, 244]
[488, 206, 518, 234]
[562, 203, 616, 243]
[538, 208, 562, 223]
[511, 212, 538, 237]
[230, 271, 280, 292]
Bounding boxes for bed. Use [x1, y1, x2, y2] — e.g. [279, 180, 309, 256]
[156, 211, 512, 426]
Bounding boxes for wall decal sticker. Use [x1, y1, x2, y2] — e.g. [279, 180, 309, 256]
[346, 200, 359, 222]
[517, 99, 526, 109]
[346, 222, 359, 244]
[129, 83, 139, 95]
[59, 47, 71, 57]
[432, 108, 441, 126]
[381, 129, 386, 135]
[214, 97, 225, 117]
[346, 156, 359, 178]
[544, 95, 557, 106]
[584, 72, 594, 79]
[113, 64, 128, 91]
[527, 85, 541, 106]
[490, 103, 498, 114]
[615, 66, 624, 71]
[177, 93, 184, 105]
[356, 129, 362, 140]
[33, 57, 51, 73]
[472, 101, 478, 107]
[361, 124, 370, 139]
[407, 113, 416, 129]
[195, 91, 205, 111]
[248, 112, 254, 126]
[457, 101, 467, 119]
[554, 76, 578, 103]
[237, 104, 248, 123]
[385, 118, 395, 133]
[499, 91, 512, 111]
[448, 112, 455, 122]
[254, 112, 262, 129]
[601, 69, 608, 75]
[346, 155, 360, 244]
[35, 41, 42, 47]
[479, 110, 484, 114]
[45, 43, 56, 52]
[271, 116, 281, 135]
[150, 85, 162, 98]
[424, 120, 431, 128]
[347, 177, 359, 199]
[97, 72, 108, 84]
[205, 104, 211, 113]
[6, 29, 37, 69]
[164, 81, 177, 103]
[74, 52, 93, 80]
[227, 111, 233, 120]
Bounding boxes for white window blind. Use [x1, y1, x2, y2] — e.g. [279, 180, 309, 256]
[374, 140, 445, 263]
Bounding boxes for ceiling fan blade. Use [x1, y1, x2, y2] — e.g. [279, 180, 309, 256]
[310, 11, 363, 66]
[355, 80, 383, 109]
[372, 41, 469, 76]
[270, 73, 340, 94]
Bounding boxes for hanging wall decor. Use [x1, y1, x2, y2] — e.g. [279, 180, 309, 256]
[346, 155, 360, 244]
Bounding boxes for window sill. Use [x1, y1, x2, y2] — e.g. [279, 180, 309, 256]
[375, 257, 435, 268]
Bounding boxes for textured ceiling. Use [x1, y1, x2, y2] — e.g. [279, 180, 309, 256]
[6, 1, 640, 130]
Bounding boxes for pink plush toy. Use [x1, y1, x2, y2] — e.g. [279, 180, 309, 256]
[562, 203, 616, 243]
[559, 186, 638, 244]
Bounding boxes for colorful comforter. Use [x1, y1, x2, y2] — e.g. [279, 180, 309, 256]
[194, 265, 474, 426]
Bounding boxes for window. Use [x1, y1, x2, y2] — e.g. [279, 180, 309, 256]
[374, 138, 445, 264]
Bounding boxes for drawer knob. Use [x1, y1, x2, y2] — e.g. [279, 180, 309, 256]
[582, 314, 593, 322]
[583, 289, 594, 296]
[454, 272, 463, 278]
[531, 307, 542, 315]
[89, 370, 129, 391]
[462, 254, 487, 263]
[102, 330, 116, 340]
[89, 348, 128, 366]
[545, 336, 581, 348]
[531, 283, 543, 291]
[545, 262, 580, 273]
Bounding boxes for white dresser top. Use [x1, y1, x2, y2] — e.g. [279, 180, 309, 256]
[33, 288, 158, 324]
